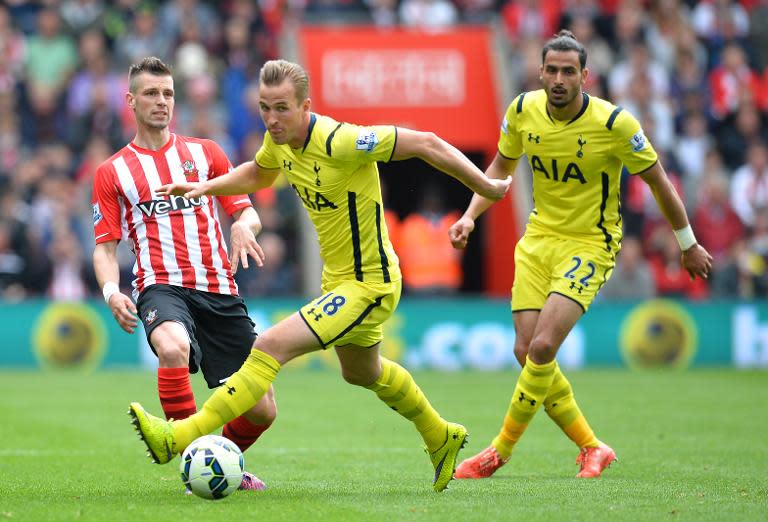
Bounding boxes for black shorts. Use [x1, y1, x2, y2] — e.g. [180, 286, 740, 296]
[136, 284, 256, 388]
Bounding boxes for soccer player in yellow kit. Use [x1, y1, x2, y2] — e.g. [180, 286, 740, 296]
[128, 59, 512, 492]
[449, 30, 713, 479]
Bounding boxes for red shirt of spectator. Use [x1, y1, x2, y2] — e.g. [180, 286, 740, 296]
[708, 43, 761, 118]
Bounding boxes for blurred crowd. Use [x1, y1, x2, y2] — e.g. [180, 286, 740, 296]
[0, 0, 766, 302]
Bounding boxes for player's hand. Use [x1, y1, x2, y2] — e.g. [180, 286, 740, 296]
[478, 175, 512, 200]
[448, 216, 475, 249]
[681, 244, 713, 280]
[108, 293, 138, 334]
[155, 181, 206, 199]
[229, 220, 265, 273]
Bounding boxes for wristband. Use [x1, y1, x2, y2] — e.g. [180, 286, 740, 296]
[102, 282, 120, 304]
[673, 225, 697, 251]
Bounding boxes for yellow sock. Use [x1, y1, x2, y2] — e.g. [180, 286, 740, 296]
[174, 349, 281, 451]
[492, 356, 556, 459]
[366, 358, 447, 452]
[544, 363, 599, 448]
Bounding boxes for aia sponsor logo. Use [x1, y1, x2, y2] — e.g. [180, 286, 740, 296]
[137, 195, 205, 217]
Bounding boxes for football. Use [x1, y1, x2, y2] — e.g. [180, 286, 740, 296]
[180, 435, 244, 500]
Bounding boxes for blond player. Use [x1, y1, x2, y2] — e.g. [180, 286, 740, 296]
[126, 59, 512, 492]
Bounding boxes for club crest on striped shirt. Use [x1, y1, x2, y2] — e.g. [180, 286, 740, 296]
[181, 160, 198, 177]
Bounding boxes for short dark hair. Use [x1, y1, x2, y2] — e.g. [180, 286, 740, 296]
[542, 30, 587, 69]
[128, 57, 172, 92]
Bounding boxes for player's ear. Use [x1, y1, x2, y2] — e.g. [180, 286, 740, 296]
[126, 92, 135, 108]
[302, 97, 311, 112]
[581, 67, 589, 86]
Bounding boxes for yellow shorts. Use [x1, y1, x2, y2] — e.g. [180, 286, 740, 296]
[511, 233, 616, 313]
[299, 279, 402, 348]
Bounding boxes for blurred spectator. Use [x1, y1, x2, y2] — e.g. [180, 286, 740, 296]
[364, 0, 397, 26]
[731, 141, 768, 228]
[693, 171, 745, 297]
[691, 0, 750, 48]
[22, 8, 78, 144]
[708, 42, 760, 120]
[674, 111, 711, 194]
[716, 103, 767, 169]
[47, 226, 88, 301]
[0, 92, 21, 175]
[59, 0, 105, 34]
[234, 231, 297, 296]
[599, 236, 656, 300]
[228, 82, 267, 158]
[741, 207, 768, 297]
[0, 5, 26, 95]
[67, 79, 126, 154]
[611, 0, 646, 52]
[159, 0, 222, 51]
[609, 39, 670, 105]
[399, 0, 459, 30]
[568, 14, 613, 91]
[101, 0, 141, 44]
[0, 220, 30, 300]
[456, 0, 497, 25]
[67, 29, 126, 118]
[622, 71, 675, 153]
[501, 0, 561, 44]
[114, 6, 172, 68]
[749, 0, 768, 70]
[398, 187, 463, 295]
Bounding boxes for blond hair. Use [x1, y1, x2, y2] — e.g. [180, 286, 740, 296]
[259, 59, 309, 103]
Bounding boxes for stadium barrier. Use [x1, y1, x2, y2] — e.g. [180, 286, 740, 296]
[0, 298, 766, 370]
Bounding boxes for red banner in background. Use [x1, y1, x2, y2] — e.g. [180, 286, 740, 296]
[299, 26, 516, 296]
[299, 26, 499, 153]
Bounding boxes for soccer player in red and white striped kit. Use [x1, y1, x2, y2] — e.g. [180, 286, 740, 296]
[92, 57, 275, 491]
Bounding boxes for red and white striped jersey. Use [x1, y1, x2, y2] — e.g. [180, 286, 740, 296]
[92, 134, 252, 298]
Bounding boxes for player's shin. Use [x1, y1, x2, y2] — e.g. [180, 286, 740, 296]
[174, 349, 281, 451]
[157, 367, 196, 420]
[223, 416, 272, 453]
[492, 356, 556, 459]
[543, 364, 599, 448]
[365, 358, 448, 452]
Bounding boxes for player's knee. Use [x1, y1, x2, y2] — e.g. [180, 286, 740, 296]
[340, 366, 377, 387]
[252, 399, 277, 425]
[153, 338, 190, 366]
[528, 335, 558, 364]
[513, 341, 530, 367]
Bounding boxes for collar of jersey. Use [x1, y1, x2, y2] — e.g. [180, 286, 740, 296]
[298, 113, 317, 153]
[129, 133, 176, 156]
[544, 92, 590, 126]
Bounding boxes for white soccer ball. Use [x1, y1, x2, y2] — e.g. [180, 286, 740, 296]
[179, 435, 244, 500]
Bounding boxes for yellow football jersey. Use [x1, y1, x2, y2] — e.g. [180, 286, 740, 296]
[255, 113, 401, 284]
[498, 89, 657, 252]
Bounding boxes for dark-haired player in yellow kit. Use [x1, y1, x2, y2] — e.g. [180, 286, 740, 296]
[450, 30, 713, 479]
[126, 59, 512, 492]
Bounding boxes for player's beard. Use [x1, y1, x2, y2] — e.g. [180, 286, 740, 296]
[547, 86, 577, 108]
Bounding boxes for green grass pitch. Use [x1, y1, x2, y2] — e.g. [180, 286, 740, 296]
[0, 369, 766, 521]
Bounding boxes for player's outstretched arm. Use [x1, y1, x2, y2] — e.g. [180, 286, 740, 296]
[391, 128, 512, 200]
[638, 161, 713, 279]
[156, 161, 281, 199]
[449, 153, 518, 249]
[93, 241, 138, 333]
